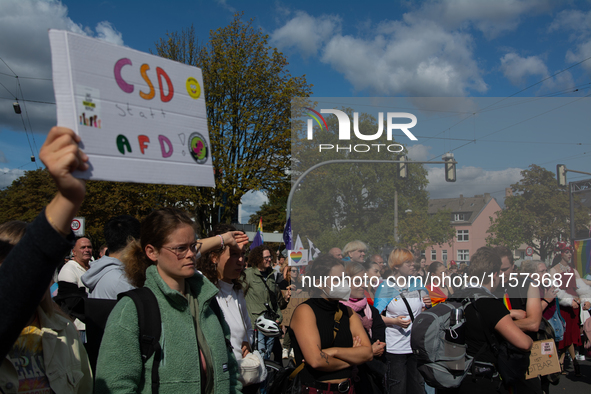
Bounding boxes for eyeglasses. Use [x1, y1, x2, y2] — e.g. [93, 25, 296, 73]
[162, 242, 202, 258]
[263, 256, 273, 260]
[290, 269, 298, 273]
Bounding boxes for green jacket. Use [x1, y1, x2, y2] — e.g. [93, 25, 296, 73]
[95, 265, 240, 394]
[243, 267, 283, 328]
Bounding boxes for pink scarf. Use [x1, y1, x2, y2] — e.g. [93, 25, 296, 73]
[341, 298, 373, 336]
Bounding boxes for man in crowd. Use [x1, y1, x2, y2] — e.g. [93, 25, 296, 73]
[57, 236, 93, 339]
[328, 247, 343, 260]
[98, 244, 108, 258]
[370, 254, 386, 276]
[342, 240, 367, 263]
[82, 215, 140, 299]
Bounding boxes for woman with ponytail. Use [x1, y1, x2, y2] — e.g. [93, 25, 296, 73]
[95, 208, 247, 394]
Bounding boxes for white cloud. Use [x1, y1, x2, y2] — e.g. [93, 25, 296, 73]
[500, 53, 548, 85]
[413, 0, 551, 39]
[549, 9, 591, 75]
[239, 190, 269, 224]
[215, 0, 236, 13]
[0, 167, 26, 189]
[0, 0, 125, 135]
[406, 144, 432, 161]
[95, 21, 124, 46]
[320, 19, 487, 96]
[270, 11, 341, 58]
[426, 166, 523, 203]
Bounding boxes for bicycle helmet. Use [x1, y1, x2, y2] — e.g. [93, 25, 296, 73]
[255, 315, 281, 337]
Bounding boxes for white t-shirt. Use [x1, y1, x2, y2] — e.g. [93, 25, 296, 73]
[57, 260, 88, 331]
[385, 288, 426, 354]
[216, 280, 254, 361]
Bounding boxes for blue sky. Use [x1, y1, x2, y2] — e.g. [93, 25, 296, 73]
[1, 0, 590, 222]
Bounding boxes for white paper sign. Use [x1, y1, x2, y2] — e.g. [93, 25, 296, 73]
[288, 249, 309, 266]
[49, 30, 214, 187]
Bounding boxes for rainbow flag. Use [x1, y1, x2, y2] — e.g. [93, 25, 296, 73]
[251, 217, 264, 248]
[503, 293, 512, 311]
[574, 238, 591, 279]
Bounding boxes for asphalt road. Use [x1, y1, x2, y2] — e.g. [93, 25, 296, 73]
[550, 357, 591, 393]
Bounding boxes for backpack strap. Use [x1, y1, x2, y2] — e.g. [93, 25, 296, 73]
[118, 288, 162, 394]
[399, 291, 415, 323]
[209, 297, 233, 351]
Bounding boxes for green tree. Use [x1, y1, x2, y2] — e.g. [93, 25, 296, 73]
[486, 164, 590, 261]
[289, 107, 454, 253]
[153, 13, 312, 230]
[248, 181, 289, 233]
[0, 169, 199, 248]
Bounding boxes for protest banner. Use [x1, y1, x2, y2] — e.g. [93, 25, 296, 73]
[49, 30, 214, 187]
[526, 339, 561, 379]
[288, 249, 309, 267]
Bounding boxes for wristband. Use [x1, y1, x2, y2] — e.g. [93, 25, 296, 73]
[217, 234, 225, 250]
[542, 299, 549, 304]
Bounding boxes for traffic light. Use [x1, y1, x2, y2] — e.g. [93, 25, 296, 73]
[443, 152, 456, 182]
[557, 164, 567, 187]
[398, 155, 408, 179]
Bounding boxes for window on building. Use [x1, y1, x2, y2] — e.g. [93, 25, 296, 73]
[431, 250, 437, 260]
[453, 213, 465, 221]
[442, 250, 447, 261]
[457, 229, 469, 242]
[457, 250, 469, 261]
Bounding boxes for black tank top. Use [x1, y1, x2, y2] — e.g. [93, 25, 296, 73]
[290, 297, 354, 384]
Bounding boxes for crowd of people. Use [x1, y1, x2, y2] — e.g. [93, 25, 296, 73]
[1, 127, 591, 394]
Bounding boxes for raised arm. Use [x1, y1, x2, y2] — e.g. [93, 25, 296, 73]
[0, 127, 87, 359]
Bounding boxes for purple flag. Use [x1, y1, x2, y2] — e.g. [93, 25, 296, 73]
[283, 217, 292, 250]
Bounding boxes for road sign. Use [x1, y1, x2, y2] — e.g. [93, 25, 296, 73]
[71, 217, 85, 236]
[525, 246, 534, 257]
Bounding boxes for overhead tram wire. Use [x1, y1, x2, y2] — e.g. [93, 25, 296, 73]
[0, 56, 39, 168]
[17, 77, 40, 156]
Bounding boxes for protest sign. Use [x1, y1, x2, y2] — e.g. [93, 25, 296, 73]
[288, 249, 309, 266]
[49, 30, 214, 187]
[526, 340, 561, 379]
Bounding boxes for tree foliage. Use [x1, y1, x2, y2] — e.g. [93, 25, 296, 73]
[0, 170, 198, 248]
[486, 164, 590, 261]
[289, 107, 454, 254]
[153, 13, 312, 229]
[248, 181, 289, 233]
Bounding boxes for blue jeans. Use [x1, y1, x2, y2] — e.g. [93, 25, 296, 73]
[385, 352, 424, 394]
[257, 330, 275, 360]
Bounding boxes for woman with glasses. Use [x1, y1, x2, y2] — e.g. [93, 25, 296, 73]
[95, 208, 247, 394]
[243, 245, 284, 363]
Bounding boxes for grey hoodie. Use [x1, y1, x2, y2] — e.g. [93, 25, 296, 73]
[81, 256, 134, 299]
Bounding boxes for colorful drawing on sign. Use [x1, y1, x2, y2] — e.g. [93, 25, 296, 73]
[186, 77, 201, 99]
[290, 251, 303, 263]
[188, 132, 208, 164]
[49, 29, 215, 187]
[76, 86, 102, 128]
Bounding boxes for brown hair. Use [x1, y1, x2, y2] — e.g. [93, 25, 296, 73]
[122, 208, 195, 288]
[388, 248, 414, 269]
[195, 223, 243, 290]
[306, 254, 345, 297]
[0, 220, 27, 263]
[494, 246, 514, 266]
[467, 246, 501, 279]
[248, 245, 274, 270]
